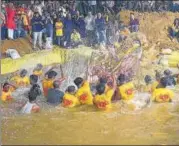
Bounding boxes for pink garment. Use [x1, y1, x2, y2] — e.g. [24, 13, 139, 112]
[6, 7, 16, 29]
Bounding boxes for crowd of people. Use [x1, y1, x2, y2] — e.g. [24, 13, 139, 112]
[1, 1, 178, 50]
[1, 63, 179, 113]
[0, 0, 141, 50]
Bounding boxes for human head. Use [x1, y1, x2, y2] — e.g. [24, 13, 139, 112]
[164, 69, 172, 77]
[96, 83, 105, 95]
[3, 82, 10, 92]
[130, 13, 135, 19]
[74, 77, 83, 88]
[97, 13, 101, 19]
[47, 70, 57, 79]
[73, 29, 77, 33]
[66, 85, 76, 94]
[57, 17, 61, 22]
[34, 12, 40, 17]
[30, 75, 38, 85]
[35, 0, 40, 5]
[99, 77, 107, 85]
[53, 80, 60, 89]
[72, 5, 76, 10]
[117, 74, 126, 85]
[9, 3, 13, 8]
[76, 10, 80, 16]
[20, 69, 28, 78]
[67, 13, 71, 19]
[17, 14, 21, 18]
[22, 4, 25, 8]
[28, 85, 41, 102]
[35, 63, 43, 71]
[144, 75, 152, 85]
[30, 84, 41, 97]
[160, 77, 168, 88]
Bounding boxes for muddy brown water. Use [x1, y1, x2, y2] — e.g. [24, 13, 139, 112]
[1, 50, 179, 145]
[1, 89, 179, 145]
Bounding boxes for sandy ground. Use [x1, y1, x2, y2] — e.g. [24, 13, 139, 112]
[120, 11, 179, 50]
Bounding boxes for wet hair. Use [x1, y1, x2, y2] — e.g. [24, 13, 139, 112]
[30, 75, 38, 85]
[34, 11, 39, 15]
[117, 74, 126, 84]
[53, 80, 60, 88]
[74, 77, 83, 87]
[164, 69, 172, 76]
[99, 77, 107, 85]
[28, 84, 41, 102]
[144, 75, 152, 84]
[20, 69, 28, 78]
[66, 85, 75, 93]
[160, 77, 168, 88]
[3, 82, 9, 89]
[47, 70, 57, 79]
[96, 83, 105, 95]
[35, 64, 43, 71]
[2, 82, 10, 92]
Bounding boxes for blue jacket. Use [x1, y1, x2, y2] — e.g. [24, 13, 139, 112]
[64, 18, 74, 33]
[45, 18, 53, 30]
[47, 88, 64, 105]
[31, 16, 44, 32]
[95, 17, 106, 31]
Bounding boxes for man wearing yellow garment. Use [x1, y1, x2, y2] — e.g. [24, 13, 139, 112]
[11, 69, 30, 87]
[63, 85, 80, 108]
[94, 83, 115, 110]
[116, 74, 135, 100]
[152, 77, 174, 103]
[33, 64, 43, 77]
[71, 29, 82, 48]
[42, 70, 57, 97]
[55, 18, 63, 46]
[1, 83, 16, 102]
[98, 77, 110, 93]
[74, 77, 93, 105]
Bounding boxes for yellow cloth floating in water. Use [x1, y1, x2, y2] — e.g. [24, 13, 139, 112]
[1, 46, 93, 75]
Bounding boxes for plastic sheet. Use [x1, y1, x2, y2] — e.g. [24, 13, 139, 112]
[1, 46, 93, 75]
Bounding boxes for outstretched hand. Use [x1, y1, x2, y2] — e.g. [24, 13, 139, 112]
[56, 77, 66, 83]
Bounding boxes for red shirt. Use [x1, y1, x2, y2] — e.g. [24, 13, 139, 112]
[6, 6, 16, 29]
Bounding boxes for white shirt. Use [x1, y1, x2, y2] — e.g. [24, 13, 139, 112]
[85, 15, 95, 31]
[21, 101, 37, 114]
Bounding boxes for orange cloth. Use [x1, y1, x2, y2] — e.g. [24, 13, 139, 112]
[42, 79, 54, 97]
